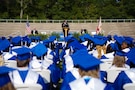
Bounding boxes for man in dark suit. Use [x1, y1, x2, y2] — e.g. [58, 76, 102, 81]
[62, 20, 70, 37]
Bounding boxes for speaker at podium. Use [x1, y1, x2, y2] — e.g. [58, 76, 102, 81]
[62, 27, 70, 37]
[62, 20, 70, 37]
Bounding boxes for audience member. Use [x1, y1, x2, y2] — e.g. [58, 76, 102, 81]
[31, 28, 38, 35]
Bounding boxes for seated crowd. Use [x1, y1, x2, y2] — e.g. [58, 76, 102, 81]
[0, 33, 134, 90]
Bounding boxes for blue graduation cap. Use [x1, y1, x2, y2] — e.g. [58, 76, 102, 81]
[30, 36, 36, 41]
[79, 35, 85, 42]
[71, 49, 102, 70]
[123, 36, 134, 45]
[64, 36, 77, 42]
[127, 48, 135, 64]
[22, 36, 31, 45]
[68, 40, 86, 50]
[48, 36, 56, 42]
[12, 46, 31, 60]
[11, 36, 21, 44]
[107, 35, 112, 41]
[30, 36, 40, 41]
[113, 35, 125, 45]
[82, 34, 94, 41]
[94, 35, 104, 39]
[115, 51, 127, 56]
[84, 35, 107, 46]
[35, 36, 41, 41]
[110, 43, 119, 51]
[22, 36, 30, 41]
[0, 66, 16, 87]
[0, 38, 2, 42]
[43, 39, 52, 46]
[0, 37, 6, 40]
[71, 49, 88, 65]
[93, 37, 107, 46]
[31, 43, 47, 57]
[0, 39, 10, 51]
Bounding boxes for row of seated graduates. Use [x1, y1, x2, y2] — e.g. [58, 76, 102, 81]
[29, 35, 61, 90]
[106, 35, 135, 90]
[28, 34, 135, 90]
[0, 33, 134, 89]
[4, 35, 57, 59]
[0, 35, 62, 89]
[0, 35, 60, 67]
[59, 34, 135, 90]
[0, 36, 48, 89]
[59, 34, 109, 90]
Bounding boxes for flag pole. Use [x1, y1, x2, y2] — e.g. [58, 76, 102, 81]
[27, 15, 28, 21]
[25, 15, 31, 35]
[96, 16, 102, 35]
[25, 15, 28, 35]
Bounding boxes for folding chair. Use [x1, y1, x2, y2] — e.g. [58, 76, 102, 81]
[107, 68, 127, 83]
[15, 84, 42, 90]
[100, 61, 112, 71]
[123, 83, 135, 90]
[32, 69, 51, 83]
[4, 60, 17, 68]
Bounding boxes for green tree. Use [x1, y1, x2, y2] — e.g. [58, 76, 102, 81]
[0, 0, 135, 19]
[16, 0, 33, 19]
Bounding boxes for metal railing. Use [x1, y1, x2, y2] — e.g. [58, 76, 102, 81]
[0, 19, 135, 23]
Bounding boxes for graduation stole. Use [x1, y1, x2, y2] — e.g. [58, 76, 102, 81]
[10, 70, 39, 84]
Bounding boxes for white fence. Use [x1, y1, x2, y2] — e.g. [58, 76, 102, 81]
[0, 19, 135, 23]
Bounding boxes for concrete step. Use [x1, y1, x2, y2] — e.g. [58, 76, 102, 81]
[0, 22, 135, 39]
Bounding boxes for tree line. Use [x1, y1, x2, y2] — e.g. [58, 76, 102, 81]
[0, 0, 135, 19]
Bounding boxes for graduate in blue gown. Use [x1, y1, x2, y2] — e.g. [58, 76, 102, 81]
[0, 38, 14, 60]
[62, 49, 114, 90]
[11, 36, 22, 46]
[113, 47, 135, 90]
[79, 34, 95, 51]
[61, 67, 80, 90]
[22, 35, 31, 47]
[10, 46, 48, 90]
[48, 36, 60, 64]
[43, 35, 60, 64]
[60, 37, 79, 79]
[59, 36, 77, 61]
[0, 66, 16, 90]
[113, 35, 133, 52]
[30, 42, 61, 89]
[61, 40, 86, 79]
[61, 50, 87, 90]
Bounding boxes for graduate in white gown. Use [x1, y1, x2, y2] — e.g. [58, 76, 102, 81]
[11, 36, 22, 46]
[9, 46, 48, 90]
[79, 34, 95, 51]
[0, 39, 11, 65]
[61, 49, 88, 90]
[0, 66, 16, 90]
[64, 50, 114, 90]
[113, 47, 135, 90]
[30, 42, 61, 89]
[110, 55, 130, 69]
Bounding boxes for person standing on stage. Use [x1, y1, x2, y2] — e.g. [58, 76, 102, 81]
[62, 20, 70, 37]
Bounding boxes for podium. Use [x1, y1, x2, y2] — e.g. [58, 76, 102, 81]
[62, 27, 69, 37]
